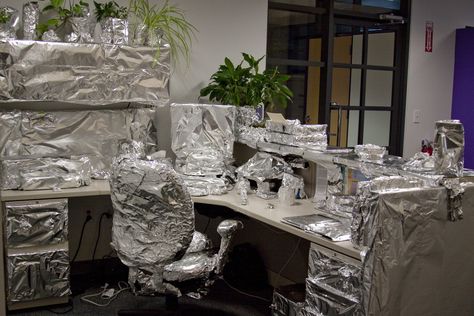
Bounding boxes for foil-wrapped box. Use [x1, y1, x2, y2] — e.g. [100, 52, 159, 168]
[22, 2, 39, 40]
[434, 120, 464, 177]
[100, 17, 129, 45]
[7, 248, 71, 304]
[5, 199, 68, 248]
[0, 40, 169, 105]
[1, 157, 91, 190]
[0, 109, 157, 179]
[180, 175, 228, 197]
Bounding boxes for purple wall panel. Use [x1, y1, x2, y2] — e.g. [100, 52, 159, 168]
[452, 28, 474, 169]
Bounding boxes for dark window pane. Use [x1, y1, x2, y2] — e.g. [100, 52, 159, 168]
[270, 0, 317, 5]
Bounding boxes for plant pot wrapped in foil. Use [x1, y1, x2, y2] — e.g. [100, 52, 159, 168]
[66, 17, 94, 43]
[41, 29, 62, 42]
[0, 7, 20, 41]
[132, 22, 147, 46]
[434, 120, 464, 177]
[22, 2, 39, 40]
[100, 17, 129, 45]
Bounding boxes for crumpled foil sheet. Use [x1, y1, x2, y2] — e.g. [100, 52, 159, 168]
[325, 194, 355, 219]
[215, 219, 243, 274]
[282, 214, 351, 242]
[163, 252, 216, 282]
[185, 231, 212, 254]
[434, 120, 464, 177]
[6, 199, 68, 248]
[100, 17, 129, 45]
[236, 152, 293, 183]
[171, 103, 235, 172]
[0, 40, 169, 105]
[1, 157, 91, 190]
[0, 7, 19, 40]
[175, 148, 225, 176]
[0, 109, 157, 179]
[279, 173, 305, 206]
[305, 278, 360, 316]
[266, 119, 327, 135]
[265, 131, 327, 151]
[402, 152, 435, 172]
[7, 248, 70, 304]
[270, 290, 305, 316]
[41, 29, 61, 42]
[236, 177, 250, 205]
[181, 175, 228, 197]
[236, 106, 261, 128]
[354, 144, 386, 163]
[110, 156, 194, 294]
[237, 126, 267, 148]
[440, 177, 464, 221]
[66, 17, 93, 43]
[256, 181, 277, 200]
[22, 2, 39, 40]
[307, 244, 361, 304]
[357, 186, 447, 315]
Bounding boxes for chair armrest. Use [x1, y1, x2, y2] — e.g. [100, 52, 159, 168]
[215, 220, 243, 274]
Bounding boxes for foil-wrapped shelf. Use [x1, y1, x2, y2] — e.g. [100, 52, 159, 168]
[0, 40, 170, 106]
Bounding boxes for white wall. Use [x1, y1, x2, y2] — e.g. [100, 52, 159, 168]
[403, 0, 474, 157]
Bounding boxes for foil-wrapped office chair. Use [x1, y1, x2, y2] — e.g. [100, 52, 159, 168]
[109, 154, 243, 299]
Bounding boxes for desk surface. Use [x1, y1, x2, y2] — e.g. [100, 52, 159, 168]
[1, 180, 360, 259]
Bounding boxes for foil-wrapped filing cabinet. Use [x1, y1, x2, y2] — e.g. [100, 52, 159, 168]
[4, 199, 70, 306]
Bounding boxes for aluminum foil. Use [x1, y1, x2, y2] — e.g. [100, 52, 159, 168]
[171, 103, 236, 168]
[358, 187, 447, 315]
[307, 244, 361, 303]
[175, 148, 226, 176]
[41, 29, 61, 42]
[402, 152, 435, 172]
[440, 177, 464, 221]
[66, 17, 93, 43]
[236, 177, 250, 205]
[22, 2, 39, 40]
[271, 290, 305, 316]
[181, 175, 228, 196]
[434, 120, 464, 177]
[282, 214, 351, 242]
[0, 111, 22, 156]
[0, 40, 170, 105]
[110, 157, 194, 268]
[185, 231, 212, 254]
[215, 219, 243, 274]
[0, 109, 157, 179]
[128, 266, 180, 296]
[236, 106, 261, 128]
[265, 131, 327, 151]
[236, 152, 292, 183]
[6, 199, 68, 248]
[354, 144, 386, 163]
[0, 7, 19, 40]
[325, 194, 355, 219]
[100, 17, 129, 45]
[1, 157, 91, 190]
[256, 181, 277, 200]
[163, 252, 216, 282]
[305, 278, 360, 316]
[237, 126, 267, 148]
[278, 186, 295, 206]
[7, 248, 70, 304]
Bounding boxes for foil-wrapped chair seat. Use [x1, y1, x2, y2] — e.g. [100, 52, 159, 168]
[109, 154, 243, 298]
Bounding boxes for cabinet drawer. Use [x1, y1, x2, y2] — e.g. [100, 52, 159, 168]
[7, 247, 71, 304]
[5, 199, 68, 248]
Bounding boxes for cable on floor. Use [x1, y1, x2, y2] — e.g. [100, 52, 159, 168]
[80, 281, 130, 307]
[220, 277, 271, 303]
[71, 212, 92, 262]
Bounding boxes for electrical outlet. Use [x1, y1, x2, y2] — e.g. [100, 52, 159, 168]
[413, 109, 421, 123]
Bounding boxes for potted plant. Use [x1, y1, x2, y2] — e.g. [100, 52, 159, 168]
[0, 7, 19, 40]
[128, 0, 196, 63]
[200, 53, 293, 126]
[37, 0, 91, 42]
[94, 1, 129, 44]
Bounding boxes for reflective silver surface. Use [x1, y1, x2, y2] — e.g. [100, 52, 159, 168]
[7, 248, 70, 304]
[100, 18, 129, 45]
[0, 109, 157, 179]
[41, 30, 61, 42]
[6, 199, 68, 248]
[0, 7, 19, 41]
[215, 220, 243, 274]
[354, 144, 386, 163]
[0, 40, 169, 105]
[236, 178, 250, 205]
[22, 2, 39, 41]
[236, 126, 267, 148]
[66, 17, 93, 43]
[265, 131, 327, 151]
[441, 177, 464, 221]
[236, 152, 292, 183]
[282, 214, 351, 242]
[1, 157, 91, 190]
[434, 120, 464, 177]
[180, 175, 228, 197]
[271, 290, 305, 316]
[163, 252, 216, 282]
[185, 231, 212, 254]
